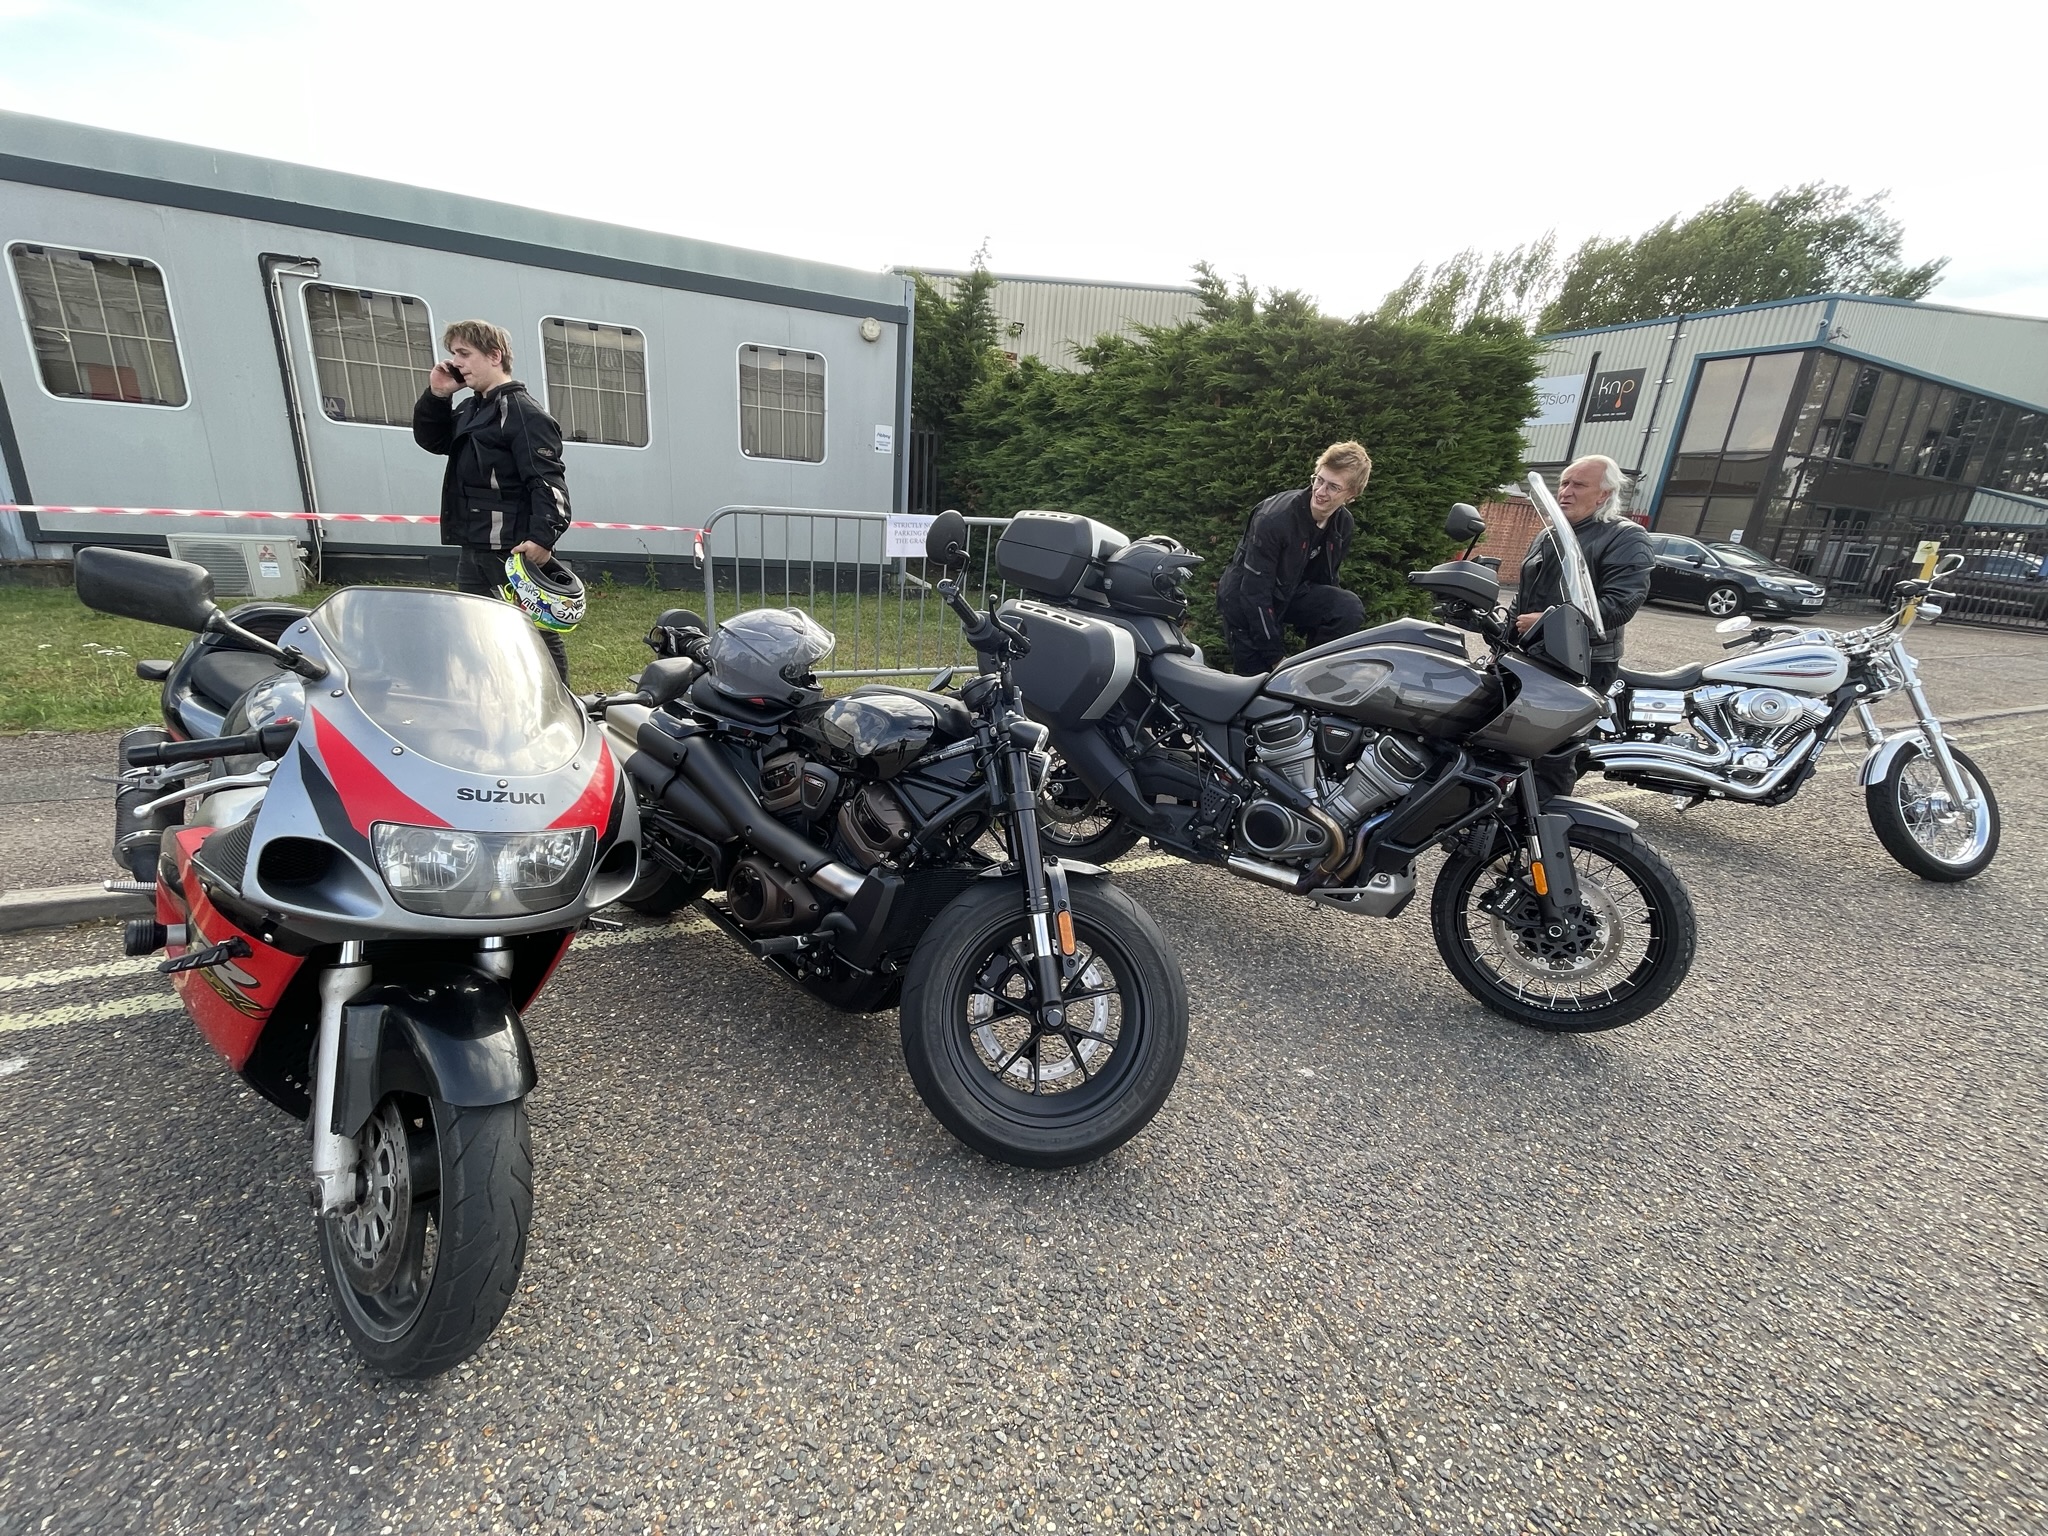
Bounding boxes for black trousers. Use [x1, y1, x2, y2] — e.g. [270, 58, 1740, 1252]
[1219, 583, 1366, 674]
[1532, 659, 1618, 804]
[456, 545, 570, 684]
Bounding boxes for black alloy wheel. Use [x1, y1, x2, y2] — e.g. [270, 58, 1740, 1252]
[899, 878, 1187, 1168]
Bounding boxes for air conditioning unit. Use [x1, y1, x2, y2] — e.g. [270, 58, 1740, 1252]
[164, 534, 306, 598]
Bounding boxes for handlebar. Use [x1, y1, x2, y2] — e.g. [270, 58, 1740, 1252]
[127, 721, 298, 766]
[939, 579, 1028, 656]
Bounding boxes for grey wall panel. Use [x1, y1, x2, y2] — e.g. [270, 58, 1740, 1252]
[1832, 301, 2048, 408]
[917, 270, 1205, 371]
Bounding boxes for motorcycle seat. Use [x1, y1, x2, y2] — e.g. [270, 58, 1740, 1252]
[1150, 652, 1268, 722]
[189, 649, 284, 712]
[1617, 661, 1705, 691]
[848, 684, 976, 741]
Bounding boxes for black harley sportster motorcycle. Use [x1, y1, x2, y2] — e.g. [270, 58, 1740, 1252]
[1008, 477, 1697, 1032]
[598, 514, 1188, 1168]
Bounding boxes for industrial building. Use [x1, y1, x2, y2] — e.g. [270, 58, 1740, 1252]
[902, 268, 1204, 371]
[1522, 295, 2048, 616]
[0, 110, 913, 579]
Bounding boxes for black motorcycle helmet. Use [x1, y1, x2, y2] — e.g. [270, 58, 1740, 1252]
[1100, 536, 1204, 619]
[706, 608, 835, 707]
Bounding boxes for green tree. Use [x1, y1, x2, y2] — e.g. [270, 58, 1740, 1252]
[1539, 183, 1947, 332]
[953, 265, 1538, 656]
[1376, 235, 1559, 333]
[908, 262, 1004, 511]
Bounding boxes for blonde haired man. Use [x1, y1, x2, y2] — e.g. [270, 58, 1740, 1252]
[413, 319, 574, 679]
[1215, 441, 1372, 673]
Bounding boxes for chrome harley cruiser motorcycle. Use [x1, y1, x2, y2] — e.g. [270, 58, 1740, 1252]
[600, 512, 1188, 1169]
[1586, 553, 1999, 881]
[1013, 475, 1697, 1032]
[81, 547, 640, 1376]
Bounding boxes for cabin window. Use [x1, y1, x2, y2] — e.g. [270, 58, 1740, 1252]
[738, 346, 826, 462]
[541, 318, 648, 447]
[303, 284, 435, 427]
[8, 243, 188, 407]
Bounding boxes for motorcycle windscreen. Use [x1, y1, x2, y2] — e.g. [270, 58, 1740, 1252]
[310, 588, 584, 775]
[1524, 473, 1608, 643]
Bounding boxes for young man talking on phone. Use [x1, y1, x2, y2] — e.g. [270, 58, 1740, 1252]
[412, 319, 574, 680]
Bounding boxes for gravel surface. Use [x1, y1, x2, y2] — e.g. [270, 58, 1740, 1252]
[0, 608, 2042, 1534]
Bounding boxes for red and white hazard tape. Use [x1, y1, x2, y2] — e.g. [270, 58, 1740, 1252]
[0, 503, 701, 536]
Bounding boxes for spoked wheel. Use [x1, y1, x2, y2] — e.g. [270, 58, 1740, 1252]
[1704, 584, 1744, 618]
[1431, 825, 1696, 1032]
[1034, 754, 1142, 865]
[315, 1093, 532, 1378]
[899, 879, 1187, 1167]
[1866, 739, 1999, 881]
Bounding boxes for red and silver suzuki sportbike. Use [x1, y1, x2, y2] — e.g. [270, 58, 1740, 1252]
[1585, 552, 2000, 881]
[79, 547, 639, 1376]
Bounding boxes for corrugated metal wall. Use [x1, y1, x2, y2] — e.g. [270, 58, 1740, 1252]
[1832, 301, 2048, 407]
[912, 270, 1205, 371]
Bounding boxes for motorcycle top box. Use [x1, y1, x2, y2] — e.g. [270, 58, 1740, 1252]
[994, 510, 1127, 601]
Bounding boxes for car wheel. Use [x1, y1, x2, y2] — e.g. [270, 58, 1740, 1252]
[1704, 584, 1744, 618]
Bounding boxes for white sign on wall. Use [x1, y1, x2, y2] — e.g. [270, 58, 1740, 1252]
[873, 424, 895, 454]
[885, 514, 934, 558]
[1526, 373, 1584, 428]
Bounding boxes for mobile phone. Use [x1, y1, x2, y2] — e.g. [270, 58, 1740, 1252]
[444, 358, 464, 384]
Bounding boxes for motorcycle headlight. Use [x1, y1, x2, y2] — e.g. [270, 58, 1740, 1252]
[372, 822, 595, 917]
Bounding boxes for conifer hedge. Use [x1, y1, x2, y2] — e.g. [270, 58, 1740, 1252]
[949, 270, 1540, 655]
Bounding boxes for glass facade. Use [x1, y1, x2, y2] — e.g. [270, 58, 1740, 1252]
[1656, 348, 2048, 594]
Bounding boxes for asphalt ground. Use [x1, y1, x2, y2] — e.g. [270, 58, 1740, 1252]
[0, 606, 2043, 1534]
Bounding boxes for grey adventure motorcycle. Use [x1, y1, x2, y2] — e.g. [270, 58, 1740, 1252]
[1585, 551, 1999, 881]
[601, 513, 1188, 1168]
[79, 547, 640, 1376]
[1018, 475, 1697, 1032]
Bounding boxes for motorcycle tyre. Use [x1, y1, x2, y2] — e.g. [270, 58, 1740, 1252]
[1866, 741, 1999, 882]
[1431, 824, 1696, 1034]
[316, 1094, 532, 1379]
[620, 868, 711, 916]
[899, 879, 1187, 1169]
[1035, 814, 1142, 867]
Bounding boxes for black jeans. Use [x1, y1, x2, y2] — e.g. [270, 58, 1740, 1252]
[1532, 659, 1618, 804]
[1219, 583, 1366, 674]
[455, 545, 570, 684]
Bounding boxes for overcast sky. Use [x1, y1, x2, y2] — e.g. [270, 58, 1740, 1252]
[3, 0, 2044, 320]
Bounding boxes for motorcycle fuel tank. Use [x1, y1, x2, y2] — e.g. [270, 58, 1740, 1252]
[1265, 643, 1497, 736]
[1701, 641, 1848, 693]
[814, 693, 937, 779]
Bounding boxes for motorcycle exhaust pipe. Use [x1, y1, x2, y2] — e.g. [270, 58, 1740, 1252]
[1226, 854, 1311, 893]
[670, 733, 866, 902]
[1596, 735, 1815, 803]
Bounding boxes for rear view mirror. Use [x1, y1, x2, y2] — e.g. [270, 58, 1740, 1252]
[638, 655, 699, 707]
[1933, 553, 1964, 577]
[1444, 503, 1487, 541]
[1714, 615, 1753, 635]
[926, 509, 969, 572]
[75, 546, 219, 632]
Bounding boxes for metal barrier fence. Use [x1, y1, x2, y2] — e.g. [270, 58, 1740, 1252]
[698, 506, 1017, 678]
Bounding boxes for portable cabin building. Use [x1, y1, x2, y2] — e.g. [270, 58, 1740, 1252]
[0, 110, 913, 579]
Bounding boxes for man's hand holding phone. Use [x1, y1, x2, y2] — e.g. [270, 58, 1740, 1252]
[429, 358, 465, 398]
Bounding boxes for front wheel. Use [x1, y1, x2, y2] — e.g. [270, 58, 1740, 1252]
[899, 878, 1188, 1168]
[316, 1094, 532, 1378]
[1704, 584, 1744, 618]
[1431, 824, 1696, 1032]
[1866, 739, 1999, 881]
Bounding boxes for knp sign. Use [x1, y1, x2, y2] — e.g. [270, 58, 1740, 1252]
[1584, 369, 1646, 422]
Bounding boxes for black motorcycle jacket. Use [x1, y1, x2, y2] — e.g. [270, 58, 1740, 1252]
[1514, 515, 1653, 662]
[1215, 487, 1355, 644]
[413, 381, 572, 551]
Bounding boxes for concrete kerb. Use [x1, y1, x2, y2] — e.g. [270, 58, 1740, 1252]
[0, 883, 152, 935]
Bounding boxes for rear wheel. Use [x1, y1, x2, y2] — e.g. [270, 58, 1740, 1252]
[316, 1094, 531, 1378]
[1034, 753, 1142, 865]
[1866, 739, 1998, 881]
[1431, 824, 1695, 1032]
[900, 878, 1187, 1167]
[1704, 584, 1744, 618]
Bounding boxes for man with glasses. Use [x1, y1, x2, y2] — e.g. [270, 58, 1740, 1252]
[1215, 441, 1371, 674]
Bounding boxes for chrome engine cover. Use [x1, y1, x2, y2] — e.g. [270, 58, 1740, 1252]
[1729, 688, 1801, 727]
[1625, 689, 1688, 726]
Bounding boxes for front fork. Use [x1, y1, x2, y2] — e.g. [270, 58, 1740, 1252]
[1856, 654, 1978, 809]
[310, 939, 371, 1214]
[1519, 772, 1583, 922]
[1000, 726, 1076, 1015]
